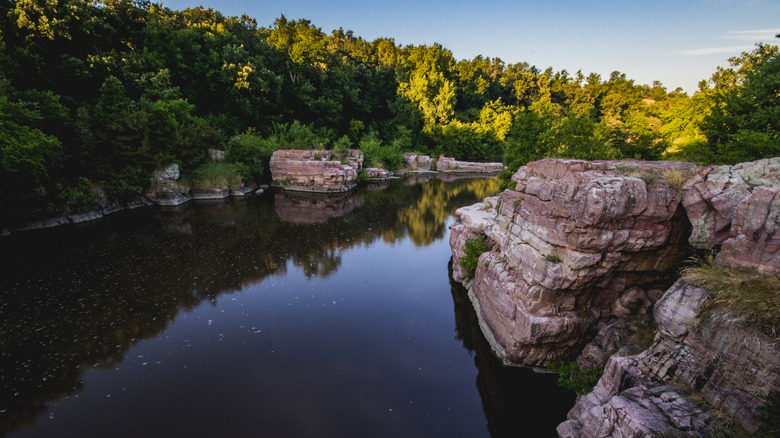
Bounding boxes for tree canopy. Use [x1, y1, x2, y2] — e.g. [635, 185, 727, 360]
[0, 0, 777, 226]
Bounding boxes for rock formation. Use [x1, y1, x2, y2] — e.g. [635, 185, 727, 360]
[402, 152, 435, 171]
[450, 159, 697, 366]
[450, 157, 780, 437]
[151, 163, 192, 206]
[437, 157, 505, 173]
[269, 150, 362, 193]
[682, 157, 780, 249]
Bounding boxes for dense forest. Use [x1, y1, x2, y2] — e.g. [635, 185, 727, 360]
[1, 0, 778, 227]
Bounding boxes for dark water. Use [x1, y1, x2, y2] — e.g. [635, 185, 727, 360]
[0, 176, 574, 438]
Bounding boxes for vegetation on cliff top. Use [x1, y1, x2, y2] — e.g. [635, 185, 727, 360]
[0, 1, 777, 227]
[682, 257, 780, 338]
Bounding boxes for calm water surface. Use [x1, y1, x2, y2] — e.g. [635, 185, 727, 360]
[0, 176, 574, 437]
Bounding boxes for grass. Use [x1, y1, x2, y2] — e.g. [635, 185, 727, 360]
[682, 257, 780, 337]
[615, 165, 697, 192]
[460, 235, 491, 277]
[189, 162, 245, 191]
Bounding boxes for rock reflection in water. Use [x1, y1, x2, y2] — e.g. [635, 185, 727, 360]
[0, 175, 514, 437]
[274, 191, 365, 224]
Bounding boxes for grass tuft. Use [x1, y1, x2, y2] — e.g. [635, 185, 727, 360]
[682, 257, 780, 336]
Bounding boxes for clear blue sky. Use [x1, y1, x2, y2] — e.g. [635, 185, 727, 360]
[159, 0, 780, 94]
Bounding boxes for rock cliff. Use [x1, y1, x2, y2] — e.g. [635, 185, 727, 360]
[449, 158, 780, 436]
[450, 159, 697, 366]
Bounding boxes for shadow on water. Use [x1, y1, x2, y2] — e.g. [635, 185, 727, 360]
[448, 260, 577, 437]
[0, 174, 572, 437]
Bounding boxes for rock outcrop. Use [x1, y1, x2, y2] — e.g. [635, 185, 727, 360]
[559, 278, 780, 437]
[450, 159, 698, 367]
[682, 157, 780, 249]
[448, 157, 780, 437]
[269, 150, 362, 193]
[402, 152, 435, 171]
[151, 163, 192, 206]
[437, 157, 505, 173]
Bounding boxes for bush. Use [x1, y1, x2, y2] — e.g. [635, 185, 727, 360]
[226, 128, 270, 183]
[548, 361, 603, 395]
[359, 131, 404, 169]
[460, 234, 491, 277]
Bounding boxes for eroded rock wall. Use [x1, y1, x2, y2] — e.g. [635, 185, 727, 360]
[450, 159, 697, 366]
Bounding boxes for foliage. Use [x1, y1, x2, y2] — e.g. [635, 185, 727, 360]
[682, 257, 780, 335]
[547, 361, 603, 395]
[460, 234, 491, 277]
[545, 254, 563, 263]
[359, 131, 403, 169]
[225, 128, 271, 183]
[0, 0, 776, 226]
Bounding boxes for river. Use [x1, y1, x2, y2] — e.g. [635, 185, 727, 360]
[0, 175, 574, 437]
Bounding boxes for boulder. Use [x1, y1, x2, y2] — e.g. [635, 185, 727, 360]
[362, 167, 392, 181]
[682, 157, 780, 249]
[269, 150, 361, 193]
[449, 159, 697, 366]
[402, 153, 435, 171]
[150, 163, 191, 206]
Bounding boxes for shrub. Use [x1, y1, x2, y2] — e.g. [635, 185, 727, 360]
[548, 361, 603, 395]
[546, 254, 563, 263]
[460, 235, 491, 277]
[682, 257, 780, 335]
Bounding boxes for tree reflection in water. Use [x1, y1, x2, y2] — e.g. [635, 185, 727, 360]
[0, 175, 571, 438]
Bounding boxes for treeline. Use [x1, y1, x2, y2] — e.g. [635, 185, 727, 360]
[1, 0, 778, 227]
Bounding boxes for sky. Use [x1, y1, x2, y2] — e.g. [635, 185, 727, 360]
[158, 0, 780, 94]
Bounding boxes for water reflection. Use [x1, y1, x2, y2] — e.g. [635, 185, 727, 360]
[0, 175, 514, 436]
[274, 191, 365, 225]
[448, 263, 576, 437]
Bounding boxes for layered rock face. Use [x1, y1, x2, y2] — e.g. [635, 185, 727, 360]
[437, 157, 505, 173]
[269, 150, 362, 193]
[450, 159, 698, 366]
[559, 279, 780, 437]
[682, 157, 780, 249]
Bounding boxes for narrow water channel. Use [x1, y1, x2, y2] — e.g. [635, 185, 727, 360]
[0, 176, 574, 437]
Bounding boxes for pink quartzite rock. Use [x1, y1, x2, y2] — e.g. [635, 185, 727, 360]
[270, 149, 361, 193]
[682, 157, 780, 249]
[403, 153, 435, 171]
[450, 159, 698, 366]
[436, 157, 505, 173]
[717, 186, 780, 275]
[561, 279, 780, 436]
